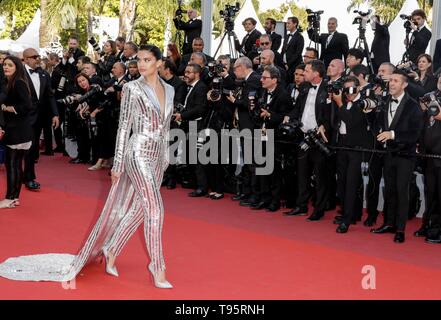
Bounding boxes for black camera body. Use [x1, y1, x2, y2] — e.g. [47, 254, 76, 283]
[56, 85, 103, 105]
[208, 61, 225, 78]
[300, 129, 333, 157]
[420, 91, 441, 117]
[400, 14, 417, 32]
[327, 77, 345, 95]
[175, 0, 185, 18]
[89, 37, 104, 56]
[306, 9, 324, 30]
[220, 2, 240, 32]
[68, 47, 75, 55]
[278, 120, 303, 144]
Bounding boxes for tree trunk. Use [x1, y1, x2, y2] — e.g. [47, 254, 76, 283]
[86, 5, 94, 57]
[119, 0, 137, 41]
[39, 0, 51, 48]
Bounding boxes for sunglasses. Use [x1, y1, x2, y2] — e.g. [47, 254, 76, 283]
[260, 42, 271, 46]
[26, 55, 40, 59]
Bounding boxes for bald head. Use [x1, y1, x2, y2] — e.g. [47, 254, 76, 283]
[260, 49, 275, 66]
[327, 59, 345, 80]
[23, 48, 41, 69]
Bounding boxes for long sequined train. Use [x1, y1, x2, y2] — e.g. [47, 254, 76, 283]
[0, 77, 174, 281]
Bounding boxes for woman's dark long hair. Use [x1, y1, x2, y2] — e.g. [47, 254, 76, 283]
[74, 72, 91, 93]
[106, 40, 117, 56]
[3, 55, 31, 96]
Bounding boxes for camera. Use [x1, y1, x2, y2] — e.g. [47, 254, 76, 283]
[420, 91, 441, 117]
[68, 47, 75, 55]
[56, 85, 103, 105]
[57, 95, 76, 105]
[89, 37, 104, 56]
[400, 14, 417, 32]
[57, 72, 68, 92]
[299, 129, 333, 157]
[306, 9, 324, 30]
[210, 77, 224, 101]
[278, 120, 303, 144]
[208, 61, 225, 77]
[220, 2, 240, 32]
[327, 77, 345, 95]
[353, 9, 372, 27]
[397, 61, 418, 74]
[175, 0, 186, 18]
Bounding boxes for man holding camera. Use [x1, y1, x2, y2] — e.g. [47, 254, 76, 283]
[174, 8, 202, 55]
[281, 17, 304, 85]
[254, 49, 287, 87]
[370, 15, 390, 74]
[284, 60, 331, 221]
[177, 37, 214, 76]
[264, 18, 282, 52]
[235, 18, 262, 60]
[405, 9, 431, 64]
[308, 17, 349, 68]
[371, 70, 424, 243]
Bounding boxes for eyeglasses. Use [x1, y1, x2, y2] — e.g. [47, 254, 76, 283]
[260, 42, 271, 46]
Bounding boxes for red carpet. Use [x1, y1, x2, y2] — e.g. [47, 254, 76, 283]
[0, 154, 440, 300]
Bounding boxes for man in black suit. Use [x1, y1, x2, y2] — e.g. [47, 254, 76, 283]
[433, 39, 441, 74]
[284, 60, 331, 221]
[252, 34, 284, 69]
[121, 41, 138, 65]
[174, 8, 202, 55]
[251, 66, 290, 212]
[82, 62, 104, 87]
[255, 50, 287, 87]
[331, 76, 373, 233]
[370, 15, 390, 74]
[235, 17, 262, 60]
[226, 57, 262, 205]
[173, 63, 208, 197]
[22, 48, 60, 191]
[177, 37, 214, 76]
[281, 16, 305, 84]
[371, 70, 424, 243]
[344, 48, 364, 76]
[406, 9, 432, 64]
[308, 17, 349, 68]
[115, 36, 126, 62]
[66, 36, 85, 65]
[264, 18, 282, 52]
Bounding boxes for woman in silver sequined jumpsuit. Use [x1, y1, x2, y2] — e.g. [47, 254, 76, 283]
[0, 45, 174, 288]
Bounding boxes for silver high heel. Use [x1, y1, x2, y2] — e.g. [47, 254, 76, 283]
[148, 264, 173, 289]
[102, 247, 119, 277]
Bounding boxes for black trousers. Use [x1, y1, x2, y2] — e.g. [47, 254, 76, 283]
[75, 121, 91, 162]
[336, 149, 364, 225]
[423, 162, 441, 226]
[23, 124, 40, 182]
[54, 103, 66, 149]
[366, 152, 384, 221]
[5, 147, 26, 200]
[296, 147, 328, 212]
[383, 154, 415, 231]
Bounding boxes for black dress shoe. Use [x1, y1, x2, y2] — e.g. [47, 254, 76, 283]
[414, 225, 428, 237]
[371, 225, 396, 234]
[363, 216, 377, 227]
[240, 199, 258, 207]
[283, 206, 308, 216]
[25, 180, 40, 191]
[69, 158, 88, 164]
[266, 203, 280, 212]
[251, 201, 270, 210]
[188, 189, 207, 197]
[425, 235, 441, 244]
[166, 181, 176, 190]
[232, 193, 247, 201]
[41, 151, 54, 156]
[394, 232, 405, 243]
[336, 223, 349, 233]
[307, 211, 324, 221]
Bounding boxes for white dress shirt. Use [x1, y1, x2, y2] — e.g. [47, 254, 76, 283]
[388, 91, 405, 127]
[25, 64, 40, 100]
[301, 82, 321, 132]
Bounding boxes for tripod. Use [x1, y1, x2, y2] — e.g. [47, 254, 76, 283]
[353, 25, 374, 74]
[214, 28, 240, 60]
[173, 17, 184, 54]
[400, 28, 412, 64]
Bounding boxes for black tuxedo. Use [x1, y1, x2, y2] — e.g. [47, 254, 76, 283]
[408, 26, 431, 64]
[97, 54, 117, 82]
[164, 75, 187, 106]
[181, 80, 208, 132]
[434, 39, 441, 74]
[289, 81, 332, 213]
[177, 52, 214, 76]
[416, 74, 438, 94]
[281, 31, 304, 82]
[173, 18, 202, 55]
[307, 29, 349, 67]
[235, 29, 262, 59]
[116, 50, 124, 62]
[24, 66, 58, 183]
[377, 93, 424, 231]
[268, 31, 282, 52]
[233, 71, 262, 131]
[371, 22, 390, 73]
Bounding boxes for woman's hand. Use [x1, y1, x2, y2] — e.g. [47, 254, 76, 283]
[1, 104, 17, 114]
[111, 171, 121, 184]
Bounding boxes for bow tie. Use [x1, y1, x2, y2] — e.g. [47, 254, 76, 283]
[29, 69, 36, 74]
[391, 98, 399, 104]
[310, 85, 317, 90]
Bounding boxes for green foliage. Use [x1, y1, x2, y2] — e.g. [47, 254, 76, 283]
[0, 0, 40, 40]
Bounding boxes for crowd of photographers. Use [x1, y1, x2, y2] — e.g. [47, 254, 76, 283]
[2, 6, 441, 243]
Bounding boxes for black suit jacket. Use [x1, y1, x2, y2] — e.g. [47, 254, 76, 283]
[25, 68, 58, 126]
[181, 80, 208, 131]
[377, 93, 424, 155]
[371, 22, 390, 71]
[417, 74, 438, 94]
[308, 29, 349, 67]
[422, 116, 441, 167]
[408, 26, 432, 64]
[97, 54, 117, 82]
[268, 31, 282, 52]
[337, 101, 372, 148]
[289, 81, 331, 134]
[235, 29, 262, 59]
[434, 39, 441, 74]
[2, 79, 33, 145]
[173, 18, 202, 54]
[165, 75, 187, 106]
[261, 84, 291, 130]
[177, 52, 214, 76]
[281, 31, 304, 71]
[233, 71, 262, 130]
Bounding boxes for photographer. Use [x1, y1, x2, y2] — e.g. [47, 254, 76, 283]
[264, 18, 282, 52]
[177, 37, 214, 76]
[82, 62, 104, 86]
[303, 47, 319, 64]
[174, 8, 202, 55]
[283, 60, 331, 221]
[370, 15, 390, 74]
[252, 34, 284, 69]
[235, 18, 262, 60]
[417, 75, 441, 243]
[331, 76, 373, 233]
[95, 40, 118, 83]
[434, 39, 441, 75]
[173, 63, 208, 197]
[308, 17, 349, 68]
[127, 60, 140, 81]
[251, 66, 290, 212]
[405, 9, 431, 64]
[281, 16, 304, 84]
[345, 48, 364, 76]
[203, 55, 237, 200]
[115, 36, 126, 62]
[226, 57, 262, 205]
[121, 41, 138, 65]
[255, 49, 287, 87]
[64, 36, 85, 67]
[287, 63, 306, 108]
[371, 70, 424, 243]
[407, 54, 437, 94]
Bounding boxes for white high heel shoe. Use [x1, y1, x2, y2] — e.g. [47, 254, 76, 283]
[102, 247, 119, 277]
[148, 264, 173, 289]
